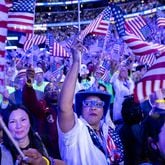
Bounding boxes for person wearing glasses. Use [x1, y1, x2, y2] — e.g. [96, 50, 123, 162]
[57, 41, 124, 165]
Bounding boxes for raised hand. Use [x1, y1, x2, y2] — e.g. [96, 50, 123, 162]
[26, 67, 35, 84]
[2, 88, 10, 101]
[70, 39, 87, 63]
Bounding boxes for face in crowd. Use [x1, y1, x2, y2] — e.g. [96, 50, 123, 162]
[119, 66, 128, 80]
[8, 108, 30, 144]
[35, 72, 44, 84]
[81, 96, 104, 129]
[44, 82, 59, 104]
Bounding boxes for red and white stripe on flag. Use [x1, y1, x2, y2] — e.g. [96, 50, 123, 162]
[7, 0, 36, 34]
[0, 0, 8, 93]
[157, 10, 165, 28]
[134, 52, 165, 103]
[52, 42, 70, 58]
[123, 33, 158, 56]
[98, 65, 106, 75]
[157, 17, 165, 28]
[107, 134, 116, 155]
[79, 15, 103, 41]
[125, 15, 149, 41]
[153, 43, 165, 52]
[100, 70, 111, 83]
[23, 34, 46, 51]
[139, 53, 156, 67]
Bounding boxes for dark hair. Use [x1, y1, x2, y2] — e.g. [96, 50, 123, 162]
[122, 96, 143, 125]
[143, 116, 165, 163]
[78, 73, 91, 83]
[145, 116, 165, 143]
[135, 64, 147, 72]
[2, 104, 34, 128]
[2, 104, 48, 162]
[98, 83, 107, 91]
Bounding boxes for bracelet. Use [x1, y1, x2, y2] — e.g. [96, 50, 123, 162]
[42, 156, 50, 165]
[155, 99, 165, 103]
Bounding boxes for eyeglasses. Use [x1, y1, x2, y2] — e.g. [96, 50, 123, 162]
[82, 100, 104, 108]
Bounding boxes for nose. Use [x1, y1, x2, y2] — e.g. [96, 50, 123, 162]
[15, 121, 22, 129]
[89, 105, 97, 110]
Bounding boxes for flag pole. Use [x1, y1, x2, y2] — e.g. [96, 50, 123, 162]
[78, 0, 81, 32]
[30, 0, 37, 68]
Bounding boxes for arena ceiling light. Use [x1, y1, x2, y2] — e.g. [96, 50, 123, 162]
[36, 0, 101, 6]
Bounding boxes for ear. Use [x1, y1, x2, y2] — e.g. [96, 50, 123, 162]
[148, 137, 158, 151]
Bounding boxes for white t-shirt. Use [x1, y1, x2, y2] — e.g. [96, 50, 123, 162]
[57, 114, 109, 165]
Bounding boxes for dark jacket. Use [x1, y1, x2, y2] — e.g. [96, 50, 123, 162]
[22, 83, 61, 159]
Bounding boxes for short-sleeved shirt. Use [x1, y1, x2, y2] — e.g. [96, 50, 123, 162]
[57, 114, 123, 165]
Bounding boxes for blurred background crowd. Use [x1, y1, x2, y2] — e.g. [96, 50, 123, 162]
[0, 0, 165, 164]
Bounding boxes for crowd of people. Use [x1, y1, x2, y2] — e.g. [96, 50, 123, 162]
[34, 0, 162, 27]
[1, 37, 165, 165]
[0, 0, 165, 165]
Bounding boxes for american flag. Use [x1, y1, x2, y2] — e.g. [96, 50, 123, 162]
[111, 4, 165, 67]
[98, 59, 111, 82]
[157, 10, 165, 28]
[23, 34, 46, 51]
[112, 4, 158, 55]
[123, 34, 165, 56]
[52, 42, 70, 58]
[100, 70, 111, 83]
[111, 4, 125, 38]
[134, 51, 165, 103]
[7, 0, 36, 33]
[123, 34, 158, 56]
[98, 65, 106, 75]
[46, 32, 54, 55]
[0, 0, 8, 93]
[79, 6, 111, 41]
[102, 59, 111, 70]
[46, 33, 70, 58]
[125, 15, 152, 41]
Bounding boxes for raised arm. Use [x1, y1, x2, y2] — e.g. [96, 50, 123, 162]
[58, 41, 82, 133]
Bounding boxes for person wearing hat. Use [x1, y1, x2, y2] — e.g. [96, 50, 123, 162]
[8, 69, 27, 105]
[33, 67, 49, 93]
[0, 69, 27, 110]
[57, 41, 124, 165]
[0, 68, 44, 110]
